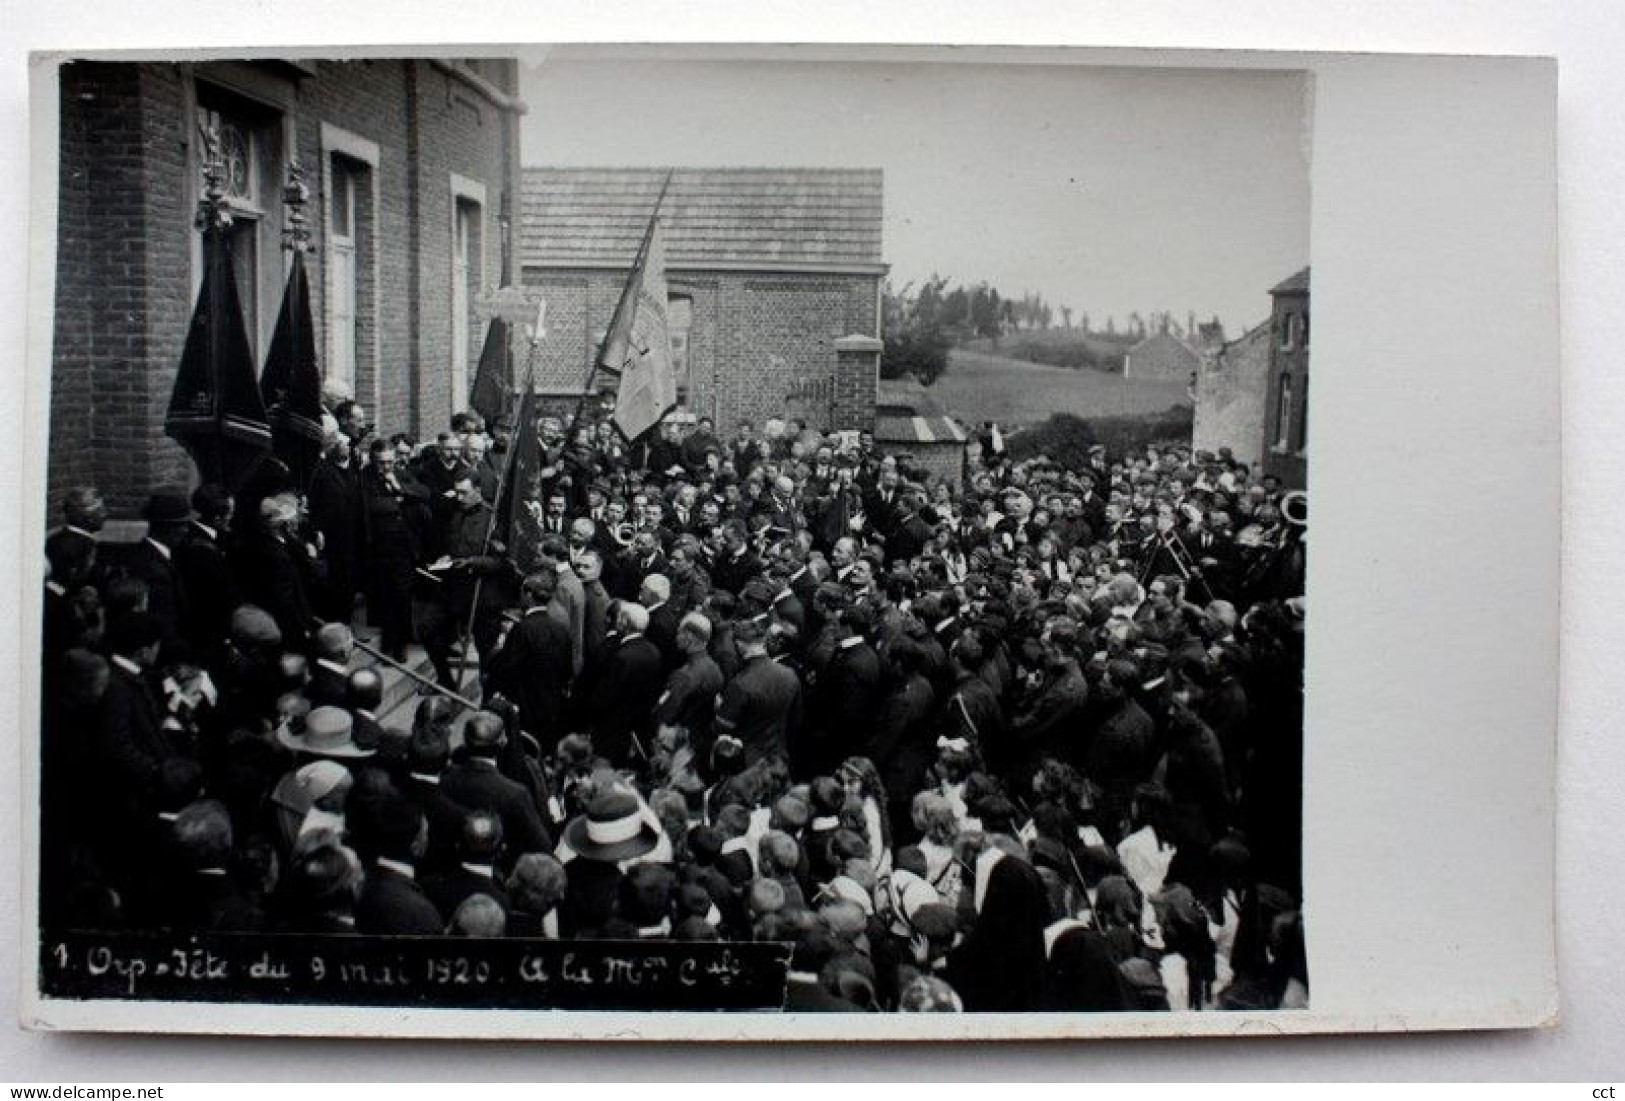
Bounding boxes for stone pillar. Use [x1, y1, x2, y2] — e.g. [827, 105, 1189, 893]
[832, 334, 882, 432]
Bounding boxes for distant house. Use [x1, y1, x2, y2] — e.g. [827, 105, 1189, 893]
[1123, 330, 1201, 383]
[1193, 320, 1272, 471]
[874, 379, 969, 481]
[520, 167, 887, 432]
[1189, 266, 1310, 485]
[1262, 267, 1310, 488]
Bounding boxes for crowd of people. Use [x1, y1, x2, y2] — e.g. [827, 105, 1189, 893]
[40, 394, 1308, 1014]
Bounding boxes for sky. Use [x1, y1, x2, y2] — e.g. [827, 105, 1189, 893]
[519, 49, 1311, 334]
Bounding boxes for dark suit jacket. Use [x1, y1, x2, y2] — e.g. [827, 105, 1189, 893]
[401, 773, 474, 873]
[441, 757, 554, 856]
[808, 640, 883, 774]
[234, 533, 313, 650]
[124, 538, 185, 653]
[645, 602, 682, 671]
[586, 635, 666, 763]
[710, 548, 763, 596]
[424, 864, 512, 919]
[174, 522, 239, 653]
[96, 660, 186, 817]
[356, 864, 444, 935]
[307, 458, 367, 612]
[869, 673, 939, 815]
[487, 609, 574, 744]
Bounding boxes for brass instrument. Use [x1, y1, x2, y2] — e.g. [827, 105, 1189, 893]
[1280, 490, 1308, 527]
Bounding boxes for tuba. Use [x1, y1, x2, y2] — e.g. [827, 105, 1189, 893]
[1280, 490, 1308, 528]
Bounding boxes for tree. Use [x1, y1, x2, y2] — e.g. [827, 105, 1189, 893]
[1060, 306, 1073, 330]
[881, 279, 953, 385]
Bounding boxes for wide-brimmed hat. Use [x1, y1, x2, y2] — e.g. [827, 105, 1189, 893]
[563, 786, 661, 864]
[277, 705, 374, 759]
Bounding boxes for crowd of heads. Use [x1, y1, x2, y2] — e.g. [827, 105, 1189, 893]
[40, 387, 1307, 1013]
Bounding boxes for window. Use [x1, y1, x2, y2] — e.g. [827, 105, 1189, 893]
[451, 197, 481, 410]
[1276, 372, 1294, 449]
[1279, 311, 1296, 351]
[327, 156, 361, 391]
[668, 294, 694, 404]
[1300, 311, 1310, 348]
[194, 87, 281, 362]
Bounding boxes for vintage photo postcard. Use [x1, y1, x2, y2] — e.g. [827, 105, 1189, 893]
[17, 44, 1559, 1041]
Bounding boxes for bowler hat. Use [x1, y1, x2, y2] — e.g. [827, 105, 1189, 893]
[563, 786, 660, 864]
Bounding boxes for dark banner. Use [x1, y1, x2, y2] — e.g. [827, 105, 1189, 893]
[40, 930, 792, 1012]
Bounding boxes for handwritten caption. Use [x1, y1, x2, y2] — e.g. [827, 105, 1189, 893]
[41, 931, 792, 1011]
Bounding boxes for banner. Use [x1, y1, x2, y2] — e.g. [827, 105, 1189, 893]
[611, 218, 678, 441]
[259, 251, 326, 491]
[164, 221, 272, 492]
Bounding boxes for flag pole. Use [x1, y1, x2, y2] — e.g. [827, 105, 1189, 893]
[566, 170, 673, 443]
[454, 324, 545, 698]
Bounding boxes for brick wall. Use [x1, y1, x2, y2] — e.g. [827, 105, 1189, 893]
[1193, 323, 1271, 470]
[522, 265, 880, 435]
[48, 58, 517, 516]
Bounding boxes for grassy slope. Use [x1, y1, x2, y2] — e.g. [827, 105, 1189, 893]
[928, 347, 1192, 430]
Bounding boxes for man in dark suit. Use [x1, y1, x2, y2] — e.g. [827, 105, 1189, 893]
[161, 799, 264, 932]
[441, 712, 554, 856]
[174, 483, 240, 655]
[863, 467, 907, 547]
[639, 574, 682, 671]
[653, 611, 726, 755]
[710, 521, 762, 596]
[351, 795, 444, 935]
[124, 489, 192, 659]
[485, 569, 575, 750]
[306, 432, 367, 621]
[804, 603, 883, 776]
[714, 617, 802, 767]
[360, 441, 423, 659]
[234, 493, 314, 652]
[584, 603, 666, 766]
[424, 811, 512, 917]
[95, 613, 192, 831]
[868, 637, 940, 838]
[399, 722, 473, 875]
[413, 431, 469, 559]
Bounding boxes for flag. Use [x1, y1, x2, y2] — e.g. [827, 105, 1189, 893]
[259, 250, 326, 492]
[469, 316, 512, 426]
[165, 221, 273, 492]
[610, 218, 678, 441]
[503, 384, 544, 573]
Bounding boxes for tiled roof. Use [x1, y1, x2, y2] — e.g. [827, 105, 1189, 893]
[521, 167, 884, 270]
[1270, 267, 1310, 295]
[1127, 331, 1200, 360]
[876, 412, 968, 446]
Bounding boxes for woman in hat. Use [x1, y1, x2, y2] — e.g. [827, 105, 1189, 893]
[556, 782, 663, 938]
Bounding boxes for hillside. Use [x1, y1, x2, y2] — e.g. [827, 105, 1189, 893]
[928, 347, 1192, 431]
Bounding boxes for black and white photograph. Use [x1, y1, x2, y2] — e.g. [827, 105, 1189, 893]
[16, 40, 1558, 1044]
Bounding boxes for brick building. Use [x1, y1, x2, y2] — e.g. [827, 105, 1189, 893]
[48, 57, 524, 516]
[520, 167, 886, 433]
[1123, 329, 1201, 383]
[1261, 267, 1310, 488]
[1192, 320, 1271, 470]
[874, 380, 970, 481]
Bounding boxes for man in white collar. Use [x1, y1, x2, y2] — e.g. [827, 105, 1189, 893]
[424, 811, 512, 918]
[126, 488, 193, 657]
